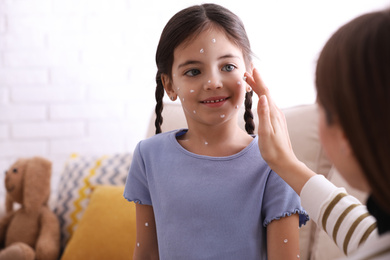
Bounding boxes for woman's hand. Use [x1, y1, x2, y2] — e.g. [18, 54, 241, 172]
[244, 68, 297, 170]
[244, 68, 315, 194]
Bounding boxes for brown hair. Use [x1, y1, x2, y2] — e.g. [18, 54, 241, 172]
[316, 9, 390, 213]
[154, 3, 254, 134]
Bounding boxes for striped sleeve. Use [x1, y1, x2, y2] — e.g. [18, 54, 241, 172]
[301, 175, 378, 255]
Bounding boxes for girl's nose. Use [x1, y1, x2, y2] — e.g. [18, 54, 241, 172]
[204, 78, 223, 91]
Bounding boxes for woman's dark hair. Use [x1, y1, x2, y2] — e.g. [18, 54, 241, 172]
[316, 9, 390, 213]
[155, 3, 254, 134]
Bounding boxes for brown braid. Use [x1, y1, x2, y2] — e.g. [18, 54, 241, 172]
[244, 90, 254, 135]
[155, 74, 165, 134]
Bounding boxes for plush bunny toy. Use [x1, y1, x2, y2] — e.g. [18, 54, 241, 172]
[0, 157, 60, 260]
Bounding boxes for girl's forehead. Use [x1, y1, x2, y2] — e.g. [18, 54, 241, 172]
[178, 27, 227, 48]
[173, 27, 243, 58]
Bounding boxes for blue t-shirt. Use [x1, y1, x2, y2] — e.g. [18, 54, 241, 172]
[124, 129, 308, 260]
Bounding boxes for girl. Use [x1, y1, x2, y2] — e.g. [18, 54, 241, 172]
[124, 4, 308, 259]
[246, 8, 390, 260]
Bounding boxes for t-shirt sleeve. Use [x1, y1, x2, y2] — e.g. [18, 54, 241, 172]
[123, 141, 153, 205]
[262, 170, 309, 227]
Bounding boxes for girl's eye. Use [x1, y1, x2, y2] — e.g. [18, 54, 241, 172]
[222, 64, 236, 72]
[185, 69, 201, 77]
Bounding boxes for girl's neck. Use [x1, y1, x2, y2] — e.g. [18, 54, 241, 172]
[177, 122, 253, 157]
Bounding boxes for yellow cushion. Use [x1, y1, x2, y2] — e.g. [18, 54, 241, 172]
[61, 185, 136, 260]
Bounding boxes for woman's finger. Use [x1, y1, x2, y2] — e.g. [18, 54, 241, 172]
[244, 69, 268, 97]
[257, 94, 274, 136]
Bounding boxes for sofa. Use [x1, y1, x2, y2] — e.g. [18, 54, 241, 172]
[1, 102, 368, 259]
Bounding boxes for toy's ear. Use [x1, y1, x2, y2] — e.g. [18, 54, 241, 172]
[24, 157, 52, 214]
[5, 193, 13, 213]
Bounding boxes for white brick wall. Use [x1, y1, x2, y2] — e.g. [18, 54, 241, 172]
[0, 141, 47, 157]
[0, 105, 47, 121]
[11, 87, 85, 102]
[0, 124, 8, 139]
[0, 0, 153, 196]
[0, 69, 49, 85]
[0, 88, 8, 104]
[0, 15, 5, 34]
[12, 122, 85, 139]
[0, 0, 388, 201]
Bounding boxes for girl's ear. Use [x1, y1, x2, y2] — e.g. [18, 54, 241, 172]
[161, 73, 177, 101]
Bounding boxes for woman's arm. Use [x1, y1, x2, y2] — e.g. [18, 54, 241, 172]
[133, 204, 159, 260]
[244, 69, 315, 195]
[245, 69, 378, 256]
[267, 214, 300, 259]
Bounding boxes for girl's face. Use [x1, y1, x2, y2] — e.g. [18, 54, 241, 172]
[318, 104, 370, 192]
[162, 26, 250, 129]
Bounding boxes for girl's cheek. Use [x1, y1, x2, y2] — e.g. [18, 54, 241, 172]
[228, 70, 246, 87]
[232, 74, 247, 91]
[236, 79, 244, 88]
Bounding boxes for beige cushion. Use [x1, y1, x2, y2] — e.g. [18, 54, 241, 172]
[146, 103, 186, 137]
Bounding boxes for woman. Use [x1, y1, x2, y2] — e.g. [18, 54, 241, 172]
[245, 8, 390, 260]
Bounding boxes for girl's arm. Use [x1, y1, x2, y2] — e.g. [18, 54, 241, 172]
[133, 204, 159, 260]
[244, 69, 315, 195]
[267, 214, 300, 259]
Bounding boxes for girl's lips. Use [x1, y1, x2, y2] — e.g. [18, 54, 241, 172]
[200, 97, 229, 107]
[200, 97, 229, 104]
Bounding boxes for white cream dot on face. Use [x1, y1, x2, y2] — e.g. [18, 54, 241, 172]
[145, 222, 149, 227]
[212, 38, 216, 43]
[182, 98, 185, 102]
[137, 243, 140, 247]
[297, 255, 300, 258]
[235, 105, 239, 109]
[283, 239, 288, 243]
[205, 141, 208, 145]
[237, 81, 241, 85]
[190, 89, 194, 93]
[200, 48, 204, 53]
[208, 80, 211, 84]
[220, 114, 225, 118]
[173, 73, 176, 77]
[193, 110, 196, 114]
